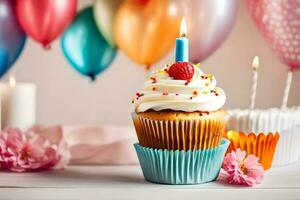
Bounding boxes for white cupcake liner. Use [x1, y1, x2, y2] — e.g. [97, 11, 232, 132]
[227, 108, 300, 166]
[273, 123, 300, 165]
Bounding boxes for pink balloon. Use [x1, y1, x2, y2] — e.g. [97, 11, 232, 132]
[247, 0, 300, 72]
[180, 0, 238, 63]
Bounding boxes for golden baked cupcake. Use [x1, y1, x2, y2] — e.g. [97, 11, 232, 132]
[132, 62, 227, 150]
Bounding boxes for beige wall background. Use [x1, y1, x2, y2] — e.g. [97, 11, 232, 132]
[3, 0, 300, 126]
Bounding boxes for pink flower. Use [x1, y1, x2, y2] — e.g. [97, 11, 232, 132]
[222, 148, 264, 186]
[0, 127, 69, 172]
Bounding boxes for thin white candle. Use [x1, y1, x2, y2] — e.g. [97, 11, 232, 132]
[281, 71, 293, 110]
[250, 56, 259, 110]
[0, 77, 36, 131]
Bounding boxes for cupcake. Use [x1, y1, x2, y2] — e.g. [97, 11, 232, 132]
[132, 62, 227, 150]
[227, 108, 300, 166]
[132, 61, 229, 184]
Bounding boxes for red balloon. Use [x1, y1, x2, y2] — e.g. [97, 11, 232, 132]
[247, 0, 300, 71]
[16, 0, 77, 48]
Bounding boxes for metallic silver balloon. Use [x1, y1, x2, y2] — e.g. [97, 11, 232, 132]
[180, 0, 238, 63]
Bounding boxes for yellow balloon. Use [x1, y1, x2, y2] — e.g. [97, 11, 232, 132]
[114, 0, 181, 69]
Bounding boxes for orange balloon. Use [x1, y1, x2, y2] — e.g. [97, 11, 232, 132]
[114, 0, 181, 68]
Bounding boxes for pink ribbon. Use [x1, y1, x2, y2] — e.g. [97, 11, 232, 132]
[32, 125, 139, 165]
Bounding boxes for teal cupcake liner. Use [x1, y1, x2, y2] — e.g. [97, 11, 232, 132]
[134, 139, 230, 185]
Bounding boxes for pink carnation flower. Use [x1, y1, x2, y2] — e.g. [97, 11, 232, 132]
[222, 148, 264, 186]
[0, 127, 69, 172]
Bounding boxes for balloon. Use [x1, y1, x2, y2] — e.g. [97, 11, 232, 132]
[114, 0, 181, 68]
[16, 0, 77, 48]
[0, 49, 8, 75]
[247, 0, 300, 72]
[179, 0, 238, 63]
[94, 0, 123, 47]
[61, 7, 117, 81]
[0, 0, 26, 77]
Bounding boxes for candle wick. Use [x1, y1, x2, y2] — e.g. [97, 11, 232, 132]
[181, 33, 186, 38]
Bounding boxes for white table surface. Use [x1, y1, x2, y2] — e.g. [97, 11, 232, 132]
[0, 163, 300, 200]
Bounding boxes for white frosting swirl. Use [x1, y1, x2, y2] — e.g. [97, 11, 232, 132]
[133, 64, 226, 113]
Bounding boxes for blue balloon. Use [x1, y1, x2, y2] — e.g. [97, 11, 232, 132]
[0, 49, 8, 71]
[0, 0, 26, 77]
[61, 7, 117, 81]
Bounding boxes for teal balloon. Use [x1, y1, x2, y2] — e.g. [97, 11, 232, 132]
[61, 7, 117, 81]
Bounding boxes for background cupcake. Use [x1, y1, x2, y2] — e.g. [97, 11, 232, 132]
[225, 57, 300, 167]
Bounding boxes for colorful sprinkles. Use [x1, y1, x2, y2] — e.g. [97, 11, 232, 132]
[199, 111, 210, 116]
[135, 92, 145, 100]
[132, 65, 221, 104]
[194, 63, 200, 68]
[136, 92, 144, 97]
[210, 89, 219, 96]
[184, 80, 190, 86]
[201, 74, 214, 82]
[150, 77, 157, 83]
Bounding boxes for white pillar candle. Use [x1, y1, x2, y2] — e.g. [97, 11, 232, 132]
[0, 77, 36, 131]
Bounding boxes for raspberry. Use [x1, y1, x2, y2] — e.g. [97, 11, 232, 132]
[168, 62, 195, 81]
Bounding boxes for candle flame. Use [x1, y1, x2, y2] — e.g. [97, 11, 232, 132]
[9, 77, 16, 87]
[180, 17, 187, 37]
[252, 56, 259, 70]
